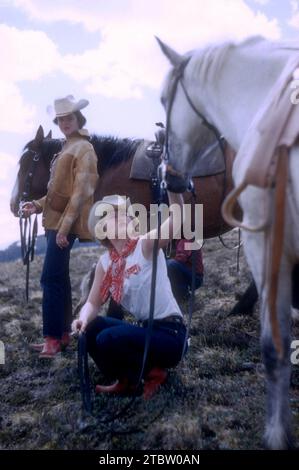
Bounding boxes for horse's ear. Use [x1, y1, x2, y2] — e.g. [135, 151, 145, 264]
[45, 130, 52, 139]
[155, 37, 184, 67]
[35, 125, 44, 145]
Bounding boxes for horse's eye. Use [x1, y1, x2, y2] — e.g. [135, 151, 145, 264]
[160, 96, 166, 107]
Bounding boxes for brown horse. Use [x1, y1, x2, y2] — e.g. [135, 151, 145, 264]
[10, 125, 237, 239]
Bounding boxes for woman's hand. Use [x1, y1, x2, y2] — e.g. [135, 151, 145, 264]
[71, 299, 100, 334]
[71, 318, 88, 334]
[141, 191, 184, 258]
[56, 232, 69, 249]
[20, 202, 37, 218]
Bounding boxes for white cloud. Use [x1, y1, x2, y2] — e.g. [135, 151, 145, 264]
[12, 0, 106, 32]
[252, 0, 270, 5]
[0, 152, 23, 248]
[0, 23, 60, 82]
[21, 0, 280, 99]
[2, 1, 281, 102]
[0, 207, 21, 249]
[0, 151, 19, 181]
[289, 0, 299, 27]
[0, 0, 283, 248]
[0, 23, 61, 133]
[0, 80, 36, 134]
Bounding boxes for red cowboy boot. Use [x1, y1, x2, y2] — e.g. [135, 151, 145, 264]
[31, 332, 70, 352]
[30, 337, 49, 352]
[95, 378, 137, 395]
[39, 337, 61, 358]
[143, 367, 167, 400]
[61, 332, 71, 351]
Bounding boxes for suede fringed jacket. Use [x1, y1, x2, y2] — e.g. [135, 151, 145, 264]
[34, 129, 98, 240]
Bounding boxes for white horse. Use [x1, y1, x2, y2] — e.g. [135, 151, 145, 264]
[157, 35, 299, 449]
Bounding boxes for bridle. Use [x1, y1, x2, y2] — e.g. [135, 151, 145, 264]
[163, 58, 243, 252]
[18, 148, 40, 301]
[161, 56, 226, 189]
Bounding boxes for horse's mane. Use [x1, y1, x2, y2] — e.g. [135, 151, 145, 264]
[190, 41, 234, 84]
[90, 134, 142, 173]
[20, 138, 62, 165]
[40, 139, 63, 161]
[188, 35, 299, 85]
[21, 134, 142, 174]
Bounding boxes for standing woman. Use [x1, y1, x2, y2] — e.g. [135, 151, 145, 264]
[72, 192, 187, 399]
[22, 95, 98, 358]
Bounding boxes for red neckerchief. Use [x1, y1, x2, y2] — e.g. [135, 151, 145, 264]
[100, 238, 140, 304]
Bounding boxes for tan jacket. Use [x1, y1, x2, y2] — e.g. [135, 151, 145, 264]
[34, 129, 98, 240]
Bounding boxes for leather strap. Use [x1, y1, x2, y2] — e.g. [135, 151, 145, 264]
[267, 145, 289, 359]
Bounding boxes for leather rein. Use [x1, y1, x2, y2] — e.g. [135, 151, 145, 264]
[163, 57, 226, 183]
[18, 149, 40, 301]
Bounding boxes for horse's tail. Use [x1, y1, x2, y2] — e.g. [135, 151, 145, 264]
[221, 181, 268, 232]
[223, 146, 289, 359]
[73, 263, 97, 317]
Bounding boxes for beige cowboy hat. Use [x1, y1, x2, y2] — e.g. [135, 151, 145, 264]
[88, 195, 138, 241]
[48, 95, 89, 123]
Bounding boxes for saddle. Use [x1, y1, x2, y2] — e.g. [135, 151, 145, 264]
[223, 53, 299, 225]
[130, 138, 225, 181]
[222, 53, 299, 360]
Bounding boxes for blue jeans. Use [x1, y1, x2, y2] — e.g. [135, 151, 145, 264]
[85, 316, 187, 383]
[167, 259, 203, 303]
[40, 230, 76, 339]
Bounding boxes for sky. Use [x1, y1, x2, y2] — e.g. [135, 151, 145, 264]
[0, 0, 298, 249]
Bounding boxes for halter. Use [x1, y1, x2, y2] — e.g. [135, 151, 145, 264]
[20, 149, 41, 201]
[162, 57, 226, 189]
[18, 148, 40, 301]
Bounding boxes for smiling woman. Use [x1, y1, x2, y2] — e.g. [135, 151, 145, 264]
[21, 95, 99, 358]
[72, 191, 187, 399]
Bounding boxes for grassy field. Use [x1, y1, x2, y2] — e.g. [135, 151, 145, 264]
[0, 230, 298, 450]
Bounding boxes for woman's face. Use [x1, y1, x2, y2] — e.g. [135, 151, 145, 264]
[57, 113, 79, 138]
[104, 211, 134, 240]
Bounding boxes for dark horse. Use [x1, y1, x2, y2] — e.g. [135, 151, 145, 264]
[11, 125, 265, 315]
[10, 125, 237, 239]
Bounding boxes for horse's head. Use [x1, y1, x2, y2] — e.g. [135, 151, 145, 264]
[157, 38, 223, 192]
[10, 125, 57, 216]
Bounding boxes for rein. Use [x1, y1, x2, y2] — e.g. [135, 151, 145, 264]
[165, 61, 243, 261]
[164, 57, 226, 180]
[77, 189, 164, 424]
[18, 149, 40, 301]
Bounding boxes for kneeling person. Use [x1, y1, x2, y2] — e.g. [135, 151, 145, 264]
[72, 193, 187, 399]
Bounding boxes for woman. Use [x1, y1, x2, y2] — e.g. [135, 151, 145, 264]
[72, 193, 187, 399]
[22, 95, 98, 358]
[167, 238, 204, 303]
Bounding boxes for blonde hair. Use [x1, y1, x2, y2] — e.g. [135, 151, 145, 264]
[88, 197, 139, 246]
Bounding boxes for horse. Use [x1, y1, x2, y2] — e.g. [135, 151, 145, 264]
[157, 35, 299, 449]
[10, 125, 237, 240]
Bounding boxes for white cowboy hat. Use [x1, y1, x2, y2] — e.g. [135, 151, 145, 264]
[88, 195, 135, 241]
[47, 95, 89, 121]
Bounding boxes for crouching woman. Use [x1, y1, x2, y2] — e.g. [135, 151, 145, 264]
[72, 192, 187, 399]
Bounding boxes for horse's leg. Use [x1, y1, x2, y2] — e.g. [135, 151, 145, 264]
[73, 263, 96, 317]
[229, 278, 258, 316]
[261, 257, 293, 449]
[242, 230, 293, 449]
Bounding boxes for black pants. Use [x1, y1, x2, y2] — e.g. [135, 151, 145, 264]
[40, 230, 76, 338]
[85, 316, 187, 384]
[292, 264, 299, 309]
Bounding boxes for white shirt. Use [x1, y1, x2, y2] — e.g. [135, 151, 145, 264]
[100, 238, 182, 322]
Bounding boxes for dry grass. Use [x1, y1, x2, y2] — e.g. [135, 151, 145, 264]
[0, 230, 298, 450]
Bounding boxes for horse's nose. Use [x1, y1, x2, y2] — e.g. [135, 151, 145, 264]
[165, 173, 191, 193]
[10, 200, 18, 217]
